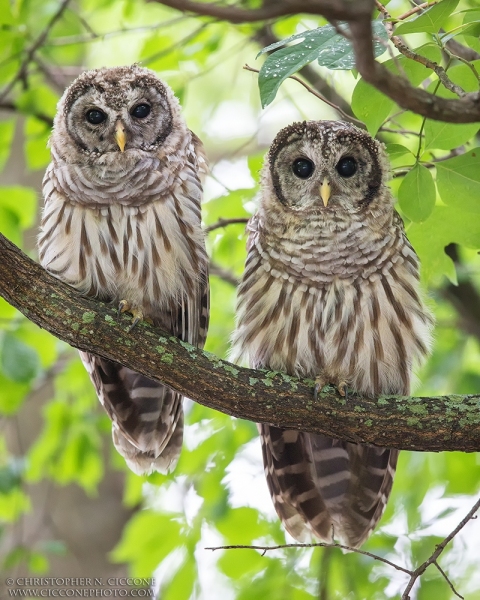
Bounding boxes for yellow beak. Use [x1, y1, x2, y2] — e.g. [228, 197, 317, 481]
[320, 178, 331, 207]
[115, 121, 126, 152]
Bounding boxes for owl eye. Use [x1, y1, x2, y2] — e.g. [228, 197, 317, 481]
[131, 104, 151, 119]
[336, 156, 357, 177]
[86, 109, 106, 125]
[292, 158, 314, 179]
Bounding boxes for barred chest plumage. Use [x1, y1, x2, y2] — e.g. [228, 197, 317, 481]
[38, 154, 206, 340]
[233, 210, 433, 397]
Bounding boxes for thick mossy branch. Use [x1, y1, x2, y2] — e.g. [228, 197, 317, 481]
[1, 232, 479, 452]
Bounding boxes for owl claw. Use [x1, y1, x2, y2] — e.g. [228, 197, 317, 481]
[117, 300, 146, 332]
[313, 376, 326, 402]
[128, 308, 144, 332]
[313, 377, 348, 400]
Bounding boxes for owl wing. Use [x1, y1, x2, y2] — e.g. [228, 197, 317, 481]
[260, 424, 398, 547]
[80, 264, 209, 475]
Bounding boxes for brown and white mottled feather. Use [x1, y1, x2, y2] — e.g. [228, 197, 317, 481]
[38, 65, 209, 474]
[232, 121, 433, 547]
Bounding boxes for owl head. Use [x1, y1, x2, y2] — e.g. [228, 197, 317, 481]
[262, 120, 392, 219]
[50, 65, 185, 164]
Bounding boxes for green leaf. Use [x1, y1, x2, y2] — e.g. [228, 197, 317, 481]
[216, 507, 270, 544]
[424, 120, 479, 151]
[162, 559, 196, 600]
[436, 148, 480, 213]
[258, 21, 388, 108]
[395, 0, 460, 35]
[0, 186, 37, 229]
[219, 547, 266, 580]
[352, 44, 442, 134]
[1, 332, 41, 383]
[0, 373, 29, 415]
[385, 143, 415, 162]
[111, 510, 182, 577]
[398, 164, 436, 222]
[408, 205, 480, 283]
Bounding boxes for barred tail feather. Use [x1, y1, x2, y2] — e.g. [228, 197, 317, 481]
[261, 425, 398, 548]
[80, 352, 183, 475]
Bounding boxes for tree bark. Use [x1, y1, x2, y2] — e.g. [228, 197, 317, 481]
[1, 232, 479, 453]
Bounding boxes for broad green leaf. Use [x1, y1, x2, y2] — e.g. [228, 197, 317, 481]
[436, 148, 480, 213]
[424, 120, 479, 151]
[111, 510, 182, 576]
[0, 373, 29, 414]
[216, 507, 270, 544]
[218, 547, 266, 580]
[0, 186, 37, 229]
[24, 118, 51, 170]
[398, 164, 436, 222]
[162, 559, 196, 600]
[1, 332, 40, 383]
[258, 21, 388, 108]
[352, 44, 442, 134]
[385, 143, 415, 162]
[395, 0, 460, 35]
[408, 205, 480, 283]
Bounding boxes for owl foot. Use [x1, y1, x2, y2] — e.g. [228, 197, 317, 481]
[313, 377, 348, 401]
[118, 300, 145, 332]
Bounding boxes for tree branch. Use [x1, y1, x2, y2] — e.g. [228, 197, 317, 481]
[1, 232, 480, 452]
[148, 0, 375, 24]
[401, 496, 480, 599]
[153, 0, 480, 123]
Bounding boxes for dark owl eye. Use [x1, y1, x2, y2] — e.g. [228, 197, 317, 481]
[131, 104, 151, 119]
[86, 109, 106, 125]
[292, 158, 314, 179]
[336, 156, 357, 177]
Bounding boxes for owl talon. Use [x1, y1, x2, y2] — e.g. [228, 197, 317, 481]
[118, 299, 130, 317]
[313, 376, 326, 401]
[128, 309, 144, 332]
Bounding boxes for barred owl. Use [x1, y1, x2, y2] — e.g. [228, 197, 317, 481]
[232, 121, 433, 547]
[38, 65, 209, 475]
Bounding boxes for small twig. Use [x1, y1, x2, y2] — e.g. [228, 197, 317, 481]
[379, 126, 420, 136]
[393, 37, 466, 97]
[0, 0, 72, 103]
[441, 40, 480, 85]
[243, 64, 365, 127]
[401, 496, 480, 599]
[375, 1, 466, 98]
[205, 217, 249, 233]
[205, 542, 413, 576]
[433, 561, 464, 600]
[0, 101, 53, 127]
[394, 2, 437, 22]
[208, 261, 239, 287]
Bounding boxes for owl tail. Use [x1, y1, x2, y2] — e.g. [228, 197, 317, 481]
[79, 352, 184, 475]
[260, 424, 398, 548]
